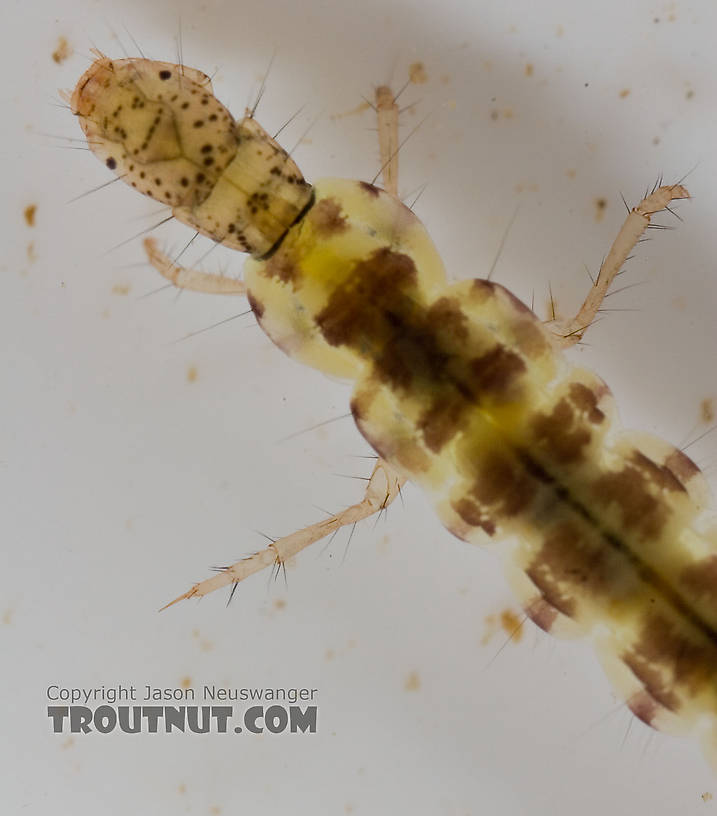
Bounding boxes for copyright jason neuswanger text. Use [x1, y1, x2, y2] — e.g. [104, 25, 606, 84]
[46, 684, 318, 734]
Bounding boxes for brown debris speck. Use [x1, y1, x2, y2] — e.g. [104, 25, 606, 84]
[409, 62, 428, 84]
[619, 88, 631, 99]
[23, 204, 37, 226]
[701, 397, 714, 424]
[186, 365, 198, 383]
[594, 197, 607, 222]
[52, 36, 72, 65]
[500, 609, 524, 643]
[191, 629, 214, 652]
[404, 670, 421, 691]
[482, 608, 524, 644]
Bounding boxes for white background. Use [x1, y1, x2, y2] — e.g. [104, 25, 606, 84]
[4, 0, 717, 813]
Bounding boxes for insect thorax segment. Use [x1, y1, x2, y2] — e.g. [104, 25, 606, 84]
[244, 178, 449, 379]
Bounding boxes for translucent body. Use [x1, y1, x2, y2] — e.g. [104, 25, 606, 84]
[246, 178, 717, 749]
[72, 54, 717, 765]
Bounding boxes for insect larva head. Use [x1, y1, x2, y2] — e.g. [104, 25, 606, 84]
[71, 56, 238, 208]
[72, 55, 314, 258]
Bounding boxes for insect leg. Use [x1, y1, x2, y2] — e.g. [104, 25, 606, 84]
[143, 237, 247, 295]
[546, 183, 689, 348]
[162, 458, 402, 607]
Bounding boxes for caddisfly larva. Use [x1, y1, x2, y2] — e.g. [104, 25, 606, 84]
[71, 51, 717, 768]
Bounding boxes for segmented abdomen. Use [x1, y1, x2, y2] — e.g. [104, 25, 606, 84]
[246, 178, 717, 748]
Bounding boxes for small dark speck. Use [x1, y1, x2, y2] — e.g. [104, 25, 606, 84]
[106, 157, 117, 170]
[159, 70, 172, 80]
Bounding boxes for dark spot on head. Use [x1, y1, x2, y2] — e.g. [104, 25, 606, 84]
[193, 120, 204, 128]
[195, 173, 205, 183]
[201, 144, 213, 153]
[105, 157, 116, 170]
[180, 177, 189, 187]
[159, 69, 171, 80]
